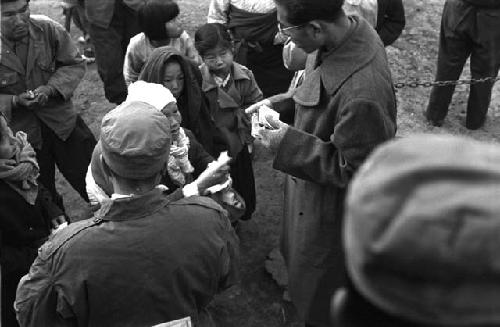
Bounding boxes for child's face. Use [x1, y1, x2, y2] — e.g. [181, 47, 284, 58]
[0, 117, 17, 160]
[161, 102, 182, 141]
[202, 45, 233, 76]
[163, 62, 184, 99]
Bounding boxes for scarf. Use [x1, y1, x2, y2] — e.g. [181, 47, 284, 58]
[167, 128, 194, 186]
[0, 131, 39, 204]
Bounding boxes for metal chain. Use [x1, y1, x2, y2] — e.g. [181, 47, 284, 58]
[394, 75, 500, 89]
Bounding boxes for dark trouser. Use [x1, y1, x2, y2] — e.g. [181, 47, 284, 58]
[88, 1, 140, 104]
[230, 147, 256, 220]
[1, 246, 38, 327]
[426, 0, 500, 129]
[36, 116, 96, 204]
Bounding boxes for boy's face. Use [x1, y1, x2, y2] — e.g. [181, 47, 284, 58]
[202, 45, 233, 76]
[1, 0, 30, 41]
[0, 117, 17, 160]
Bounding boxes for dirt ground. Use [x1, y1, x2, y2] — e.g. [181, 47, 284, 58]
[29, 0, 500, 326]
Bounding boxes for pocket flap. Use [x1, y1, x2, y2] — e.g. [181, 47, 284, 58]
[0, 72, 17, 87]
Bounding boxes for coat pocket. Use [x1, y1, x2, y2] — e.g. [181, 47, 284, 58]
[0, 72, 18, 88]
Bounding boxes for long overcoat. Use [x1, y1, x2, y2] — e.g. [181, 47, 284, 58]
[272, 17, 397, 326]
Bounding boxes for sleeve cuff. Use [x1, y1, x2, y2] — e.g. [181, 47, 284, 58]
[182, 183, 200, 197]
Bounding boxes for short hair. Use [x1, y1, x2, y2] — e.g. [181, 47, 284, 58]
[137, 0, 180, 41]
[194, 23, 232, 57]
[274, 0, 345, 25]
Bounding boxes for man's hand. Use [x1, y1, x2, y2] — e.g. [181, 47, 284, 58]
[245, 99, 272, 115]
[13, 91, 38, 109]
[254, 114, 289, 152]
[33, 85, 56, 106]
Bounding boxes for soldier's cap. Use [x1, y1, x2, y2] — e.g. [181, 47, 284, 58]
[345, 134, 500, 326]
[100, 101, 171, 179]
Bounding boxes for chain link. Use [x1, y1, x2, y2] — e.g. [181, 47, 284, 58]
[394, 75, 500, 89]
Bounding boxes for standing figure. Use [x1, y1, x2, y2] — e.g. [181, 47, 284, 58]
[15, 101, 239, 327]
[195, 23, 262, 221]
[85, 0, 142, 104]
[123, 0, 201, 86]
[0, 0, 97, 204]
[426, 0, 500, 129]
[246, 0, 397, 325]
[207, 0, 294, 97]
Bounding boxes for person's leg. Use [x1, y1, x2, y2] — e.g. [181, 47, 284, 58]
[52, 116, 97, 202]
[426, 1, 472, 125]
[36, 123, 61, 207]
[229, 147, 256, 221]
[465, 8, 500, 130]
[88, 1, 131, 104]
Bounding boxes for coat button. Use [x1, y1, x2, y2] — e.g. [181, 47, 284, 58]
[299, 212, 304, 216]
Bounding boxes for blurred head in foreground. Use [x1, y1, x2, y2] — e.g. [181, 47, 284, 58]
[334, 134, 500, 327]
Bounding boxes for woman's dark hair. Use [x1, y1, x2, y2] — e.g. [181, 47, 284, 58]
[274, 0, 344, 25]
[194, 23, 233, 57]
[138, 0, 180, 41]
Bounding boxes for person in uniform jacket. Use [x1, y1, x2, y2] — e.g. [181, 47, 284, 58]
[247, 0, 397, 325]
[0, 0, 96, 205]
[426, 0, 500, 129]
[15, 101, 239, 327]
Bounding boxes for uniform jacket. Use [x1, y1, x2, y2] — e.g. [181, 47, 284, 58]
[200, 62, 262, 156]
[271, 17, 397, 326]
[15, 189, 239, 327]
[0, 15, 85, 149]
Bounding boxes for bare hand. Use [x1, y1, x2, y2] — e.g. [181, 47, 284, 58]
[245, 99, 272, 115]
[15, 92, 38, 109]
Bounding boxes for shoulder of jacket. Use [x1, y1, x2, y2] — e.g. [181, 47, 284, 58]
[37, 218, 102, 261]
[30, 14, 63, 30]
[171, 195, 225, 214]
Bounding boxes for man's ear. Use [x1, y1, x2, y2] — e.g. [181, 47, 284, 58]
[308, 20, 323, 36]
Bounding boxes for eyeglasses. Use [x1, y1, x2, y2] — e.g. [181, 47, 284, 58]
[277, 22, 304, 36]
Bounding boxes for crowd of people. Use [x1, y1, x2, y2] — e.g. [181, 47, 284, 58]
[1, 0, 500, 326]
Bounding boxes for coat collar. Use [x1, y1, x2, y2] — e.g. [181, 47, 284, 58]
[0, 17, 45, 76]
[293, 16, 383, 106]
[98, 188, 172, 222]
[201, 62, 250, 92]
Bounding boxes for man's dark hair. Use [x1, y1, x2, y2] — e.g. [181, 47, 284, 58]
[137, 0, 180, 41]
[274, 0, 344, 25]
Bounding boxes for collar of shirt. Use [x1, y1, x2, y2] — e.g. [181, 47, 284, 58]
[213, 72, 231, 88]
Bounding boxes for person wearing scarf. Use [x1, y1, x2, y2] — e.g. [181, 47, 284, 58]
[138, 47, 217, 156]
[0, 113, 65, 327]
[86, 82, 245, 221]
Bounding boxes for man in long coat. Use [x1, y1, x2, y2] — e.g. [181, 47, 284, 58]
[248, 0, 397, 325]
